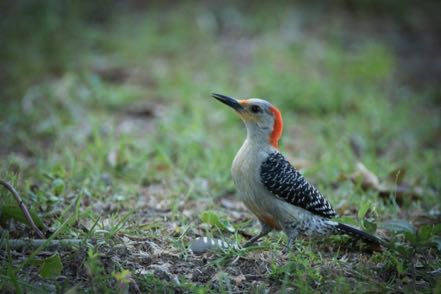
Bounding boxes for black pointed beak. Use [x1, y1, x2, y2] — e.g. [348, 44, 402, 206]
[212, 93, 244, 112]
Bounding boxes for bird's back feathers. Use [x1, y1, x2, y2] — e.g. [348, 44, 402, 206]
[260, 152, 336, 218]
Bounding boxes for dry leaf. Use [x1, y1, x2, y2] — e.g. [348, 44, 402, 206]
[351, 162, 380, 189]
[350, 162, 421, 205]
[377, 183, 422, 204]
[232, 274, 246, 286]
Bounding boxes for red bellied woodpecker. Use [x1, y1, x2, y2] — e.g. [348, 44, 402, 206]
[194, 93, 382, 252]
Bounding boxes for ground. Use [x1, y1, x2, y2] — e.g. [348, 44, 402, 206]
[0, 1, 440, 293]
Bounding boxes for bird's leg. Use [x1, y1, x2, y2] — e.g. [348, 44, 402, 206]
[283, 223, 299, 253]
[286, 232, 298, 251]
[243, 222, 272, 247]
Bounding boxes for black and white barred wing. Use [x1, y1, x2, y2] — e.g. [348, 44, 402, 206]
[260, 152, 336, 218]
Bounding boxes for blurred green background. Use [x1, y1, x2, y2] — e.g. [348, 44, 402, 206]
[0, 1, 440, 292]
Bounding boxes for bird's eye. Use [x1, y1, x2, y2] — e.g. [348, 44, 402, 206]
[250, 105, 261, 113]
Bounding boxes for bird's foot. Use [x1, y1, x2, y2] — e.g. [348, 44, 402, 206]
[243, 223, 272, 248]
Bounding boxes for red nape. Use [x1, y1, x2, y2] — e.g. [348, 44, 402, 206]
[269, 106, 283, 148]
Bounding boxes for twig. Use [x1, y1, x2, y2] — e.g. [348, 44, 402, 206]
[0, 179, 46, 239]
[5, 239, 82, 250]
[118, 233, 151, 241]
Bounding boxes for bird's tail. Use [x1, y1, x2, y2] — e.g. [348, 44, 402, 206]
[334, 222, 383, 247]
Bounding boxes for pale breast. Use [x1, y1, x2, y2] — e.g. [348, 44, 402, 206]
[231, 141, 282, 230]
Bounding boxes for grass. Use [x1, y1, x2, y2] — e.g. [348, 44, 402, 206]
[1, 1, 440, 293]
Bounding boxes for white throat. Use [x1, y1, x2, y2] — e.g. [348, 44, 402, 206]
[243, 121, 273, 149]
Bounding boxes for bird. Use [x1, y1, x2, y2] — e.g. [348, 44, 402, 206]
[209, 93, 382, 250]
